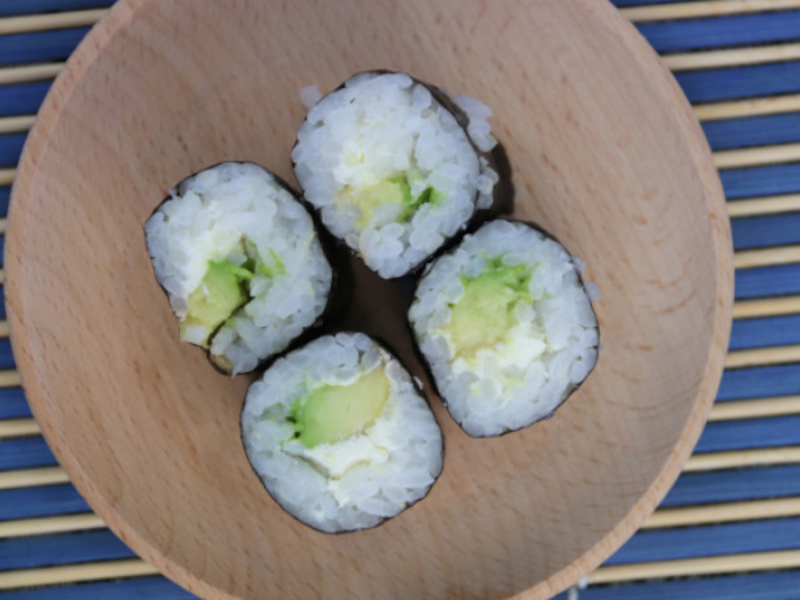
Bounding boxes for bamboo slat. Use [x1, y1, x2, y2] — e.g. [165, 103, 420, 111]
[620, 0, 800, 23]
[728, 194, 800, 218]
[733, 296, 800, 319]
[0, 419, 40, 440]
[725, 344, 800, 368]
[709, 395, 800, 421]
[734, 246, 800, 270]
[685, 447, 800, 472]
[0, 116, 37, 136]
[0, 64, 63, 86]
[590, 550, 800, 584]
[0, 467, 69, 491]
[696, 96, 800, 122]
[0, 370, 21, 388]
[665, 44, 800, 72]
[714, 144, 800, 170]
[644, 497, 800, 529]
[0, 514, 104, 539]
[0, 560, 157, 591]
[0, 170, 15, 187]
[0, 9, 107, 36]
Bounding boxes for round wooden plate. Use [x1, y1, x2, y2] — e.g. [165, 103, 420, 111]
[6, 0, 733, 598]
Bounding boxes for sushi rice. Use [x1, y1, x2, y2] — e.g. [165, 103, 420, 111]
[145, 162, 332, 374]
[293, 71, 499, 279]
[409, 220, 599, 437]
[241, 333, 443, 533]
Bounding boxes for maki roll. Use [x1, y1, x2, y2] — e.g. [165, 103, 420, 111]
[409, 220, 599, 437]
[241, 332, 443, 533]
[145, 162, 334, 375]
[293, 71, 503, 279]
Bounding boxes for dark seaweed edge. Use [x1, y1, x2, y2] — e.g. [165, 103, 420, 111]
[407, 218, 601, 439]
[424, 82, 515, 228]
[238, 331, 446, 535]
[290, 70, 513, 280]
[143, 160, 351, 376]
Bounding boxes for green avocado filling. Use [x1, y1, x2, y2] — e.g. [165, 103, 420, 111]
[344, 176, 441, 227]
[290, 367, 391, 449]
[446, 257, 532, 358]
[180, 243, 286, 348]
[258, 248, 286, 278]
[180, 259, 253, 347]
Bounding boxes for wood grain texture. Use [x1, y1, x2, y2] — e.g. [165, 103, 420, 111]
[4, 0, 733, 598]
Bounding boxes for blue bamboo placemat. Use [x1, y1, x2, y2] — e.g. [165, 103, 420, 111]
[2, 1, 800, 598]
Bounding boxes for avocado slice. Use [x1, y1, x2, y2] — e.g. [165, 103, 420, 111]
[257, 248, 286, 278]
[446, 257, 532, 358]
[343, 176, 440, 227]
[180, 259, 253, 347]
[291, 366, 391, 448]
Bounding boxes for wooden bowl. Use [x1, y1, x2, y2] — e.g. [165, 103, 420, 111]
[6, 0, 733, 597]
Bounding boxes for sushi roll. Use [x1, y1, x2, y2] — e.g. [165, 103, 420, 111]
[145, 162, 335, 375]
[241, 332, 443, 533]
[292, 71, 504, 279]
[409, 220, 599, 437]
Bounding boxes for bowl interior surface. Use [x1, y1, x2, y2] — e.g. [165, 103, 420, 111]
[6, 0, 732, 598]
